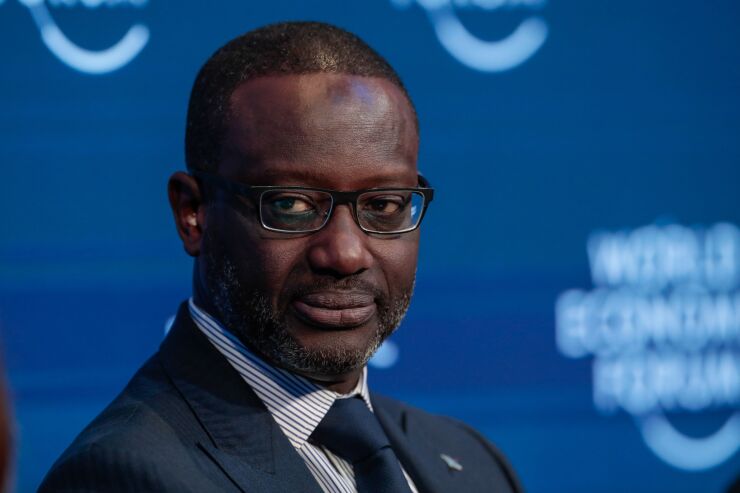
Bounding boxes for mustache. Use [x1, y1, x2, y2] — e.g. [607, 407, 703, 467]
[287, 277, 386, 301]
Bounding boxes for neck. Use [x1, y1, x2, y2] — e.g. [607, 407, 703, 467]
[301, 368, 363, 395]
[192, 267, 220, 323]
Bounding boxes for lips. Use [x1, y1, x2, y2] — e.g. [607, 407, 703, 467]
[292, 291, 377, 329]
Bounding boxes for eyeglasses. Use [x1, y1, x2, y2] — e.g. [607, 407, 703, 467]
[192, 170, 434, 235]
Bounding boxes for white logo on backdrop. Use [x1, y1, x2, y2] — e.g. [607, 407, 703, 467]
[390, 0, 548, 72]
[6, 0, 149, 74]
[556, 222, 740, 471]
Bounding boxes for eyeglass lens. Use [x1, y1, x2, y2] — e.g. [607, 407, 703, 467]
[259, 189, 425, 233]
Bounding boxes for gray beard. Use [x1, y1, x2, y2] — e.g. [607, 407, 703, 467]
[205, 255, 413, 376]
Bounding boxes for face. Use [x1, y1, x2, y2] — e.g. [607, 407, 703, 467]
[190, 73, 420, 384]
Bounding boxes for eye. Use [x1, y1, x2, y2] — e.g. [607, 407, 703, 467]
[364, 195, 407, 215]
[268, 195, 316, 213]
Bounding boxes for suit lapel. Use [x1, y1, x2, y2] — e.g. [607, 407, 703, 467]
[159, 303, 323, 493]
[372, 394, 457, 493]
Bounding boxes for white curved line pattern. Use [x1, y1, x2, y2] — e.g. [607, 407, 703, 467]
[27, 2, 148, 75]
[427, 5, 547, 72]
[639, 412, 740, 471]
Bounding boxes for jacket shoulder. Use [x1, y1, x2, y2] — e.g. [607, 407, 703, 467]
[38, 355, 206, 493]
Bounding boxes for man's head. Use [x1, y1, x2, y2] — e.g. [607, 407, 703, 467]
[169, 22, 426, 389]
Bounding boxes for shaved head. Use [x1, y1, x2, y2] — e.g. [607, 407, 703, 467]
[185, 21, 417, 173]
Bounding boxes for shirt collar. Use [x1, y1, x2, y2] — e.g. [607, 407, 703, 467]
[188, 298, 373, 450]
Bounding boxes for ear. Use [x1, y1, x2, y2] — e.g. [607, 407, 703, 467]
[168, 171, 205, 256]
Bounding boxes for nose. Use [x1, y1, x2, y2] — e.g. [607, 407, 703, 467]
[306, 205, 374, 277]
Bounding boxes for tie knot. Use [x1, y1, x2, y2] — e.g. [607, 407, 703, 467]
[310, 397, 390, 463]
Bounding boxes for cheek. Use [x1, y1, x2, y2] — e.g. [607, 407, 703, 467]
[373, 234, 419, 291]
[210, 207, 307, 298]
[251, 242, 306, 291]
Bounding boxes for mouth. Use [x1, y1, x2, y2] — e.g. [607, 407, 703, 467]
[291, 291, 377, 329]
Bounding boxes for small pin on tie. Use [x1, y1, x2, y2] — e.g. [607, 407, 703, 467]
[440, 453, 463, 472]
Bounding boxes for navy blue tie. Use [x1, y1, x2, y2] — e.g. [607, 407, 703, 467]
[311, 397, 413, 493]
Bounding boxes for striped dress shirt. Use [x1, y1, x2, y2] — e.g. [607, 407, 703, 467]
[188, 299, 418, 493]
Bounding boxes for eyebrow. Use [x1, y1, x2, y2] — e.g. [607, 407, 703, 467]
[237, 165, 417, 188]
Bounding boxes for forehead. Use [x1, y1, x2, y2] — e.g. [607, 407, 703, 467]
[220, 73, 419, 189]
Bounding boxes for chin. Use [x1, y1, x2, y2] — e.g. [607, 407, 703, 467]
[272, 318, 384, 376]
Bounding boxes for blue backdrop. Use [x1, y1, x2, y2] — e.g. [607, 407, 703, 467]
[1, 1, 739, 492]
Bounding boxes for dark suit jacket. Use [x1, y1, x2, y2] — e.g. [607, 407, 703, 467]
[39, 303, 523, 493]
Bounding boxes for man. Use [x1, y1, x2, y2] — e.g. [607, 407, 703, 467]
[39, 22, 522, 493]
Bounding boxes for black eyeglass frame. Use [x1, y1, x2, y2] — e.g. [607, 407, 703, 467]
[192, 170, 435, 235]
